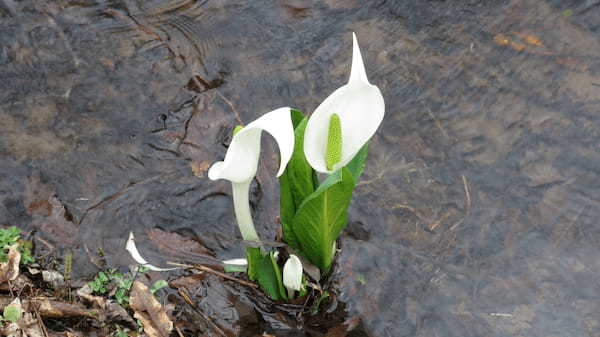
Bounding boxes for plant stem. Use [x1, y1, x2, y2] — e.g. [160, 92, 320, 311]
[232, 180, 260, 242]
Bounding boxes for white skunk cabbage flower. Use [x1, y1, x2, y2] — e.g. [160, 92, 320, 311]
[283, 254, 304, 297]
[208, 107, 295, 241]
[304, 33, 385, 173]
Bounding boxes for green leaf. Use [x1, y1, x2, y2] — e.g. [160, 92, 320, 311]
[224, 264, 247, 273]
[150, 280, 169, 294]
[310, 291, 330, 315]
[291, 167, 355, 273]
[3, 304, 22, 323]
[290, 108, 305, 127]
[279, 109, 318, 250]
[269, 252, 288, 300]
[345, 142, 369, 183]
[246, 248, 286, 300]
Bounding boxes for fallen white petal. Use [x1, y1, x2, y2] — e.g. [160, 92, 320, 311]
[222, 258, 248, 266]
[126, 232, 178, 272]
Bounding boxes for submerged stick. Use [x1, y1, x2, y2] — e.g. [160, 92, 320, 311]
[166, 262, 258, 288]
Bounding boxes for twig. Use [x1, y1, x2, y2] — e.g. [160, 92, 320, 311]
[462, 175, 471, 211]
[214, 89, 243, 125]
[177, 287, 228, 337]
[33, 304, 50, 337]
[450, 175, 472, 232]
[35, 236, 54, 251]
[426, 107, 449, 139]
[167, 262, 258, 288]
[175, 326, 185, 337]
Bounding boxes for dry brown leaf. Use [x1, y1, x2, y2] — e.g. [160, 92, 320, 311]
[130, 281, 173, 337]
[0, 274, 33, 292]
[493, 32, 553, 55]
[31, 195, 78, 245]
[190, 160, 210, 177]
[76, 284, 106, 309]
[25, 175, 79, 245]
[3, 312, 45, 337]
[513, 32, 545, 47]
[76, 285, 136, 327]
[24, 174, 55, 217]
[0, 244, 21, 283]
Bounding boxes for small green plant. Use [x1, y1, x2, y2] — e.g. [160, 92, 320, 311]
[150, 279, 168, 294]
[89, 268, 167, 307]
[0, 226, 34, 264]
[0, 303, 22, 323]
[114, 329, 128, 337]
[89, 270, 113, 294]
[89, 269, 131, 305]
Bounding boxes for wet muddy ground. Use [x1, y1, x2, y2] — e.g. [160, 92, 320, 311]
[2, 0, 600, 336]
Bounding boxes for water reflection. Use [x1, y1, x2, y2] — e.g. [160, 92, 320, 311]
[1, 0, 600, 335]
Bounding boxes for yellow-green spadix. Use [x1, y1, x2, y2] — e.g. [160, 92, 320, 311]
[208, 107, 295, 242]
[304, 33, 385, 174]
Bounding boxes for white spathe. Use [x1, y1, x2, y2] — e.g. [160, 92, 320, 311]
[304, 33, 385, 173]
[283, 254, 304, 294]
[222, 258, 248, 266]
[126, 232, 178, 272]
[208, 107, 295, 241]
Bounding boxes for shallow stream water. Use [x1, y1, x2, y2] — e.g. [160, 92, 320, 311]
[2, 0, 600, 336]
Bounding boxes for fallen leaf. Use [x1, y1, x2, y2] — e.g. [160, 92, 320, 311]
[190, 160, 210, 177]
[324, 316, 361, 337]
[513, 32, 544, 47]
[0, 244, 21, 283]
[129, 281, 173, 337]
[493, 32, 552, 55]
[2, 312, 45, 337]
[76, 284, 137, 327]
[76, 284, 107, 308]
[106, 301, 137, 327]
[24, 174, 54, 217]
[0, 274, 33, 292]
[31, 195, 78, 245]
[42, 270, 65, 288]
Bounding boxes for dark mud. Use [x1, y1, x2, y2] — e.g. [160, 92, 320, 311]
[2, 0, 600, 336]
